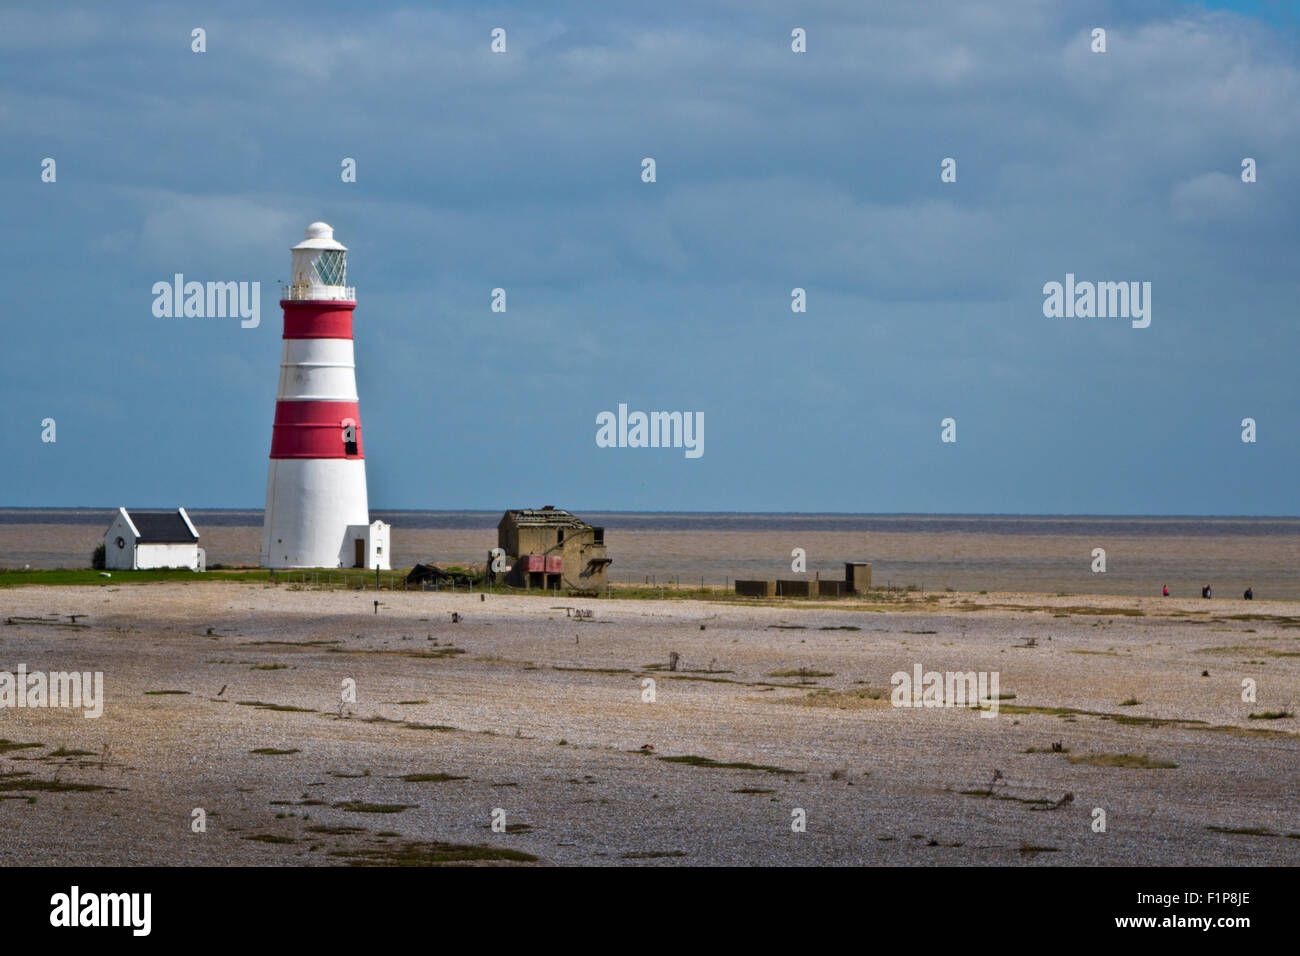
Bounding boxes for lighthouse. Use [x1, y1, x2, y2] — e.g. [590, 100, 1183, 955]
[260, 222, 390, 570]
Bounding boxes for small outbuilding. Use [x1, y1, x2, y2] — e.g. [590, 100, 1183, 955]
[406, 563, 474, 588]
[104, 507, 204, 571]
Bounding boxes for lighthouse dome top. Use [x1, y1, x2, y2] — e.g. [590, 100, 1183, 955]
[286, 221, 352, 301]
[292, 221, 347, 252]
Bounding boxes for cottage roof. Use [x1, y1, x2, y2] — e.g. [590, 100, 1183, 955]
[122, 508, 199, 543]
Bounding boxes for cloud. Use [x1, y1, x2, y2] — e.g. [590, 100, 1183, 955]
[1170, 170, 1251, 223]
[110, 188, 299, 267]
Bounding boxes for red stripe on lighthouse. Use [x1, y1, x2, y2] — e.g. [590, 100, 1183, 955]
[269, 400, 364, 459]
[281, 300, 355, 339]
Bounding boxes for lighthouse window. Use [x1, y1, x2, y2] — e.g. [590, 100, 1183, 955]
[314, 250, 346, 286]
[343, 422, 358, 456]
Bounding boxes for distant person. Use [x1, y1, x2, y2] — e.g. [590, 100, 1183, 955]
[1244, 586, 1254, 600]
[1162, 584, 1169, 597]
[1201, 584, 1212, 599]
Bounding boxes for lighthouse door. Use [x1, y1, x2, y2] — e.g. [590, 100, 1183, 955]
[354, 538, 365, 568]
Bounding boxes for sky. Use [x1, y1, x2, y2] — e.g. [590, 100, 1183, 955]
[2, 0, 1298, 514]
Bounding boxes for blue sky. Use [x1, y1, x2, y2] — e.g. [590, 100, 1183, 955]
[3, 1, 1297, 514]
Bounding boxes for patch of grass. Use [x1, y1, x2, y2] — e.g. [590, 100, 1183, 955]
[785, 688, 888, 709]
[552, 666, 636, 674]
[337, 840, 537, 865]
[237, 700, 314, 713]
[0, 740, 42, 754]
[621, 850, 688, 859]
[402, 723, 457, 732]
[0, 567, 274, 589]
[732, 787, 776, 794]
[0, 778, 111, 793]
[959, 790, 1057, 806]
[306, 824, 366, 835]
[766, 668, 834, 679]
[1206, 825, 1276, 837]
[399, 773, 468, 783]
[395, 700, 428, 705]
[1018, 843, 1061, 855]
[1248, 709, 1294, 720]
[328, 647, 466, 660]
[985, 603, 1143, 617]
[819, 625, 860, 631]
[992, 704, 1203, 729]
[244, 833, 297, 844]
[1066, 752, 1177, 769]
[249, 748, 300, 756]
[658, 755, 797, 776]
[245, 639, 342, 647]
[1199, 645, 1300, 658]
[663, 674, 741, 684]
[1200, 724, 1299, 739]
[47, 747, 96, 758]
[1219, 613, 1300, 627]
[332, 802, 417, 814]
[250, 663, 290, 671]
[1119, 697, 1141, 706]
[144, 690, 190, 695]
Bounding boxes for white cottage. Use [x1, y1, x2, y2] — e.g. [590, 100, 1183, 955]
[104, 507, 204, 571]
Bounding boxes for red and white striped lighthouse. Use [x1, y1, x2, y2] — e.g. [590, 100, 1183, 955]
[260, 222, 390, 569]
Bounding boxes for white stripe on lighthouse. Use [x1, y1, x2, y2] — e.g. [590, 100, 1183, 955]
[276, 338, 359, 402]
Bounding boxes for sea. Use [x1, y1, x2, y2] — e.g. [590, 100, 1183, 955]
[2, 510, 1298, 601]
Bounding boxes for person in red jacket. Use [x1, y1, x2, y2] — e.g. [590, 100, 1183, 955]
[1162, 584, 1169, 597]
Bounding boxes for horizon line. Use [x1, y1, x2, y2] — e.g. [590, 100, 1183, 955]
[3, 506, 1300, 521]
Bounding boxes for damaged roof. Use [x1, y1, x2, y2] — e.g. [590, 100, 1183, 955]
[499, 508, 591, 529]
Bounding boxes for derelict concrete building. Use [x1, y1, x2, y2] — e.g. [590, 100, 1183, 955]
[496, 507, 611, 590]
